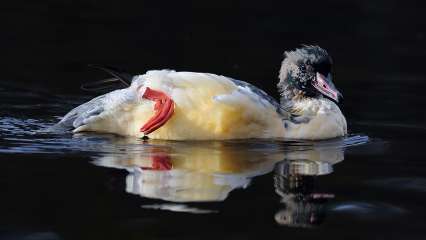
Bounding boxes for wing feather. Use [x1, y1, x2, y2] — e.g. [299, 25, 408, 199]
[53, 88, 136, 130]
[229, 78, 291, 119]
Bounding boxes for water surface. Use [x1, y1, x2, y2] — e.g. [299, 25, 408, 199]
[1, 84, 425, 240]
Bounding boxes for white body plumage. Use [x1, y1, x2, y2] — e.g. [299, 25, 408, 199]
[58, 70, 347, 140]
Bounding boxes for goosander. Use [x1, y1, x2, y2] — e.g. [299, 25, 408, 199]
[55, 45, 347, 140]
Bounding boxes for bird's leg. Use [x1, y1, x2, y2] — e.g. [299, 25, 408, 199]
[140, 87, 175, 135]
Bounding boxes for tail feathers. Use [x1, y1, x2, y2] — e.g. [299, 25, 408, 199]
[53, 94, 107, 130]
[52, 86, 137, 133]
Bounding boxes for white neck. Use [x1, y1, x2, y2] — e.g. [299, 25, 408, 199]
[283, 97, 347, 140]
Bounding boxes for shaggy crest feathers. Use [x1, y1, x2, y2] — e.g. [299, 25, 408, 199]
[283, 45, 330, 66]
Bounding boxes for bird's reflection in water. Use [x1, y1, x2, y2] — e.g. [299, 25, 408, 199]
[274, 160, 335, 227]
[270, 137, 351, 227]
[89, 135, 367, 225]
[93, 140, 285, 202]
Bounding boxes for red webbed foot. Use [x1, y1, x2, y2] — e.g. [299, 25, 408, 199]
[140, 87, 175, 135]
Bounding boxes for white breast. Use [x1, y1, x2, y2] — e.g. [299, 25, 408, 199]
[284, 98, 347, 140]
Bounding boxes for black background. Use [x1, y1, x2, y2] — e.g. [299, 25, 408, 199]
[1, 1, 426, 239]
[2, 1, 425, 91]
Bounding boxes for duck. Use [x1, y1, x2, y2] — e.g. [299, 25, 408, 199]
[55, 45, 347, 140]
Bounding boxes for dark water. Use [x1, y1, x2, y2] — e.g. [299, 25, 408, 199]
[1, 88, 425, 240]
[2, 1, 426, 239]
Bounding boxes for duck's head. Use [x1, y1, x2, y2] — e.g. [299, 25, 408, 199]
[278, 45, 342, 103]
